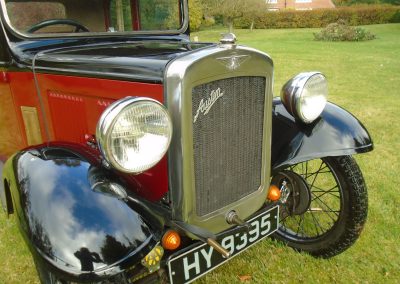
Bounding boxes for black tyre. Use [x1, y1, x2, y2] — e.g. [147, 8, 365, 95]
[271, 156, 368, 258]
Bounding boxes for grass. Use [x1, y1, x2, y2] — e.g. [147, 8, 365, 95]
[1, 24, 399, 283]
[193, 24, 400, 284]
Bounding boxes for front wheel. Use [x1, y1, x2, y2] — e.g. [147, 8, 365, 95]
[272, 156, 368, 258]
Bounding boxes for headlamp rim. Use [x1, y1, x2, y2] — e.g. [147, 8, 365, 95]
[96, 96, 173, 174]
[281, 72, 327, 124]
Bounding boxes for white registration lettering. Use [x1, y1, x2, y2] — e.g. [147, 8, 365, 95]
[235, 233, 248, 250]
[183, 252, 200, 280]
[260, 214, 271, 236]
[200, 246, 214, 269]
[221, 235, 235, 254]
[248, 220, 260, 242]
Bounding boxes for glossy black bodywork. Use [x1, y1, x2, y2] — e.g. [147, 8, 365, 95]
[2, 146, 166, 281]
[2, 33, 211, 83]
[271, 98, 373, 171]
[0, 6, 202, 83]
[32, 41, 211, 83]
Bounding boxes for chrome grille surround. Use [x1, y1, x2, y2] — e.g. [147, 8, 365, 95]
[165, 44, 273, 233]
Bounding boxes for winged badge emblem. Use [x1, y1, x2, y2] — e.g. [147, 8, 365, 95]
[216, 54, 251, 71]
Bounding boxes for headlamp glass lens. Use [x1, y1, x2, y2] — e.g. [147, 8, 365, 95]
[298, 74, 328, 123]
[99, 99, 172, 173]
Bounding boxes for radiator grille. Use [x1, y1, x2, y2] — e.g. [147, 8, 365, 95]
[192, 76, 266, 216]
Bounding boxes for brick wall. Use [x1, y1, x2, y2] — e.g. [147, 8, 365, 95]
[267, 0, 335, 10]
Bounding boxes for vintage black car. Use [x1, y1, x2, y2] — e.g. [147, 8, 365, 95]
[0, 0, 373, 283]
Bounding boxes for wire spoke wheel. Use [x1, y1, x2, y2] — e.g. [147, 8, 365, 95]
[280, 159, 342, 239]
[272, 156, 368, 258]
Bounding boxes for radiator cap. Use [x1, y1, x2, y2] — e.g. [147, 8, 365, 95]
[220, 33, 237, 44]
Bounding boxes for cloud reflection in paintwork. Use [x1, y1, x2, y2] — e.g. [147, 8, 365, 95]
[23, 153, 151, 272]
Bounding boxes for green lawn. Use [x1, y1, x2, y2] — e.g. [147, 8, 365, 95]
[1, 24, 399, 283]
[193, 24, 400, 284]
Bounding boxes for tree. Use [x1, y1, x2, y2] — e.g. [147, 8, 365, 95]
[189, 0, 203, 31]
[243, 0, 267, 31]
[203, 0, 266, 32]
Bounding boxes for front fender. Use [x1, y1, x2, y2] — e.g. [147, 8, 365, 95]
[272, 98, 373, 171]
[2, 145, 164, 280]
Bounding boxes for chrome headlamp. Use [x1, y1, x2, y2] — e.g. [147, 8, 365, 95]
[281, 72, 328, 124]
[96, 97, 173, 174]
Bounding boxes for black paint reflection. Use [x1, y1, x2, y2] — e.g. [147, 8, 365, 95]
[100, 235, 131, 265]
[272, 99, 373, 170]
[13, 147, 156, 275]
[74, 247, 103, 271]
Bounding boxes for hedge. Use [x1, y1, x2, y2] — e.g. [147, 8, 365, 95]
[234, 5, 400, 29]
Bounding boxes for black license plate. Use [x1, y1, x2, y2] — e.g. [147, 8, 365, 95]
[167, 205, 279, 284]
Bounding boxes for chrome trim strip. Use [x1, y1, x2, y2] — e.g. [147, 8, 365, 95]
[32, 52, 51, 142]
[31, 66, 162, 83]
[0, 0, 189, 39]
[165, 44, 274, 233]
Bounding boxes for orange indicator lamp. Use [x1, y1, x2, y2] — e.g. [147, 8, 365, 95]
[267, 185, 281, 201]
[162, 230, 181, 250]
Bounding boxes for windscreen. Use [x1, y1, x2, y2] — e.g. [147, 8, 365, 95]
[2, 0, 184, 36]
